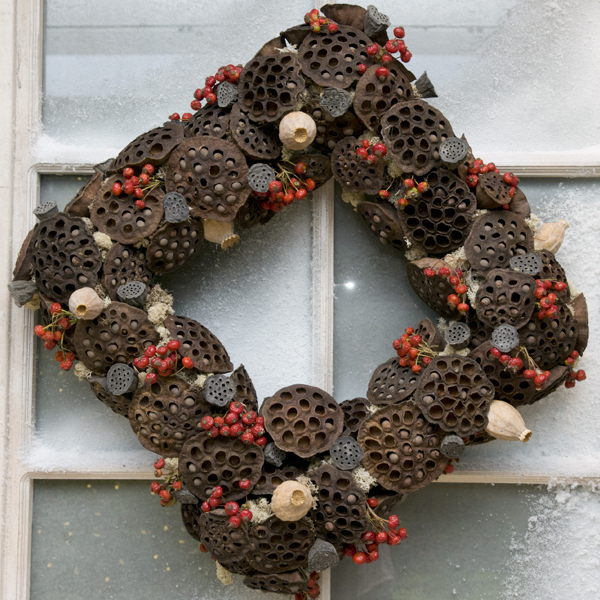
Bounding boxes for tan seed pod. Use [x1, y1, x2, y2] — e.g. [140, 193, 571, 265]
[68, 287, 104, 320]
[279, 112, 317, 151]
[534, 219, 569, 254]
[485, 400, 532, 442]
[202, 218, 240, 250]
[270, 480, 312, 521]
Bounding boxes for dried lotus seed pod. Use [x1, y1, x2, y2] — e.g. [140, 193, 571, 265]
[444, 321, 471, 350]
[440, 434, 465, 459]
[204, 374, 235, 407]
[33, 201, 58, 221]
[116, 281, 148, 309]
[106, 363, 138, 395]
[162, 192, 190, 223]
[247, 163, 277, 193]
[491, 324, 520, 353]
[329, 436, 364, 471]
[264, 442, 286, 467]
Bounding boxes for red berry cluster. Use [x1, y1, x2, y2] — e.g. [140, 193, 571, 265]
[356, 139, 387, 164]
[189, 64, 243, 113]
[464, 158, 500, 190]
[133, 340, 194, 384]
[111, 164, 159, 210]
[565, 362, 586, 389]
[295, 572, 321, 599]
[392, 326, 435, 373]
[344, 498, 407, 565]
[168, 112, 192, 122]
[488, 346, 550, 390]
[200, 401, 267, 447]
[200, 486, 253, 528]
[304, 8, 338, 34]
[150, 458, 184, 507]
[397, 177, 428, 207]
[423, 265, 470, 313]
[34, 302, 78, 371]
[256, 162, 316, 212]
[534, 279, 567, 320]
[384, 26, 412, 63]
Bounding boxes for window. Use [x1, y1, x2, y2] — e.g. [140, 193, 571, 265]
[2, 1, 599, 598]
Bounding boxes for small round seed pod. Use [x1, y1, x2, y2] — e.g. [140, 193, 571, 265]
[271, 480, 312, 522]
[444, 321, 471, 350]
[116, 281, 148, 309]
[491, 324, 520, 353]
[68, 287, 104, 320]
[204, 374, 235, 407]
[162, 192, 190, 223]
[308, 538, 339, 572]
[440, 434, 465, 459]
[485, 400, 532, 442]
[264, 442, 286, 467]
[33, 201, 58, 221]
[330, 436, 364, 471]
[279, 112, 317, 151]
[439, 137, 469, 170]
[106, 363, 138, 395]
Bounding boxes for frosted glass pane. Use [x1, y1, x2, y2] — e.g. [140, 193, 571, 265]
[31, 480, 280, 600]
[41, 0, 314, 160]
[34, 176, 313, 469]
[333, 179, 600, 476]
[336, 0, 600, 157]
[331, 483, 600, 600]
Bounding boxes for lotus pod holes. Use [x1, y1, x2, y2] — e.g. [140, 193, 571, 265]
[33, 201, 58, 221]
[264, 442, 286, 467]
[320, 87, 353, 118]
[185, 105, 231, 139]
[444, 321, 471, 350]
[491, 324, 520, 353]
[364, 5, 390, 38]
[106, 363, 138, 395]
[247, 163, 277, 193]
[217, 81, 239, 108]
[116, 281, 148, 308]
[204, 374, 236, 407]
[308, 538, 340, 572]
[510, 252, 543, 276]
[439, 137, 469, 170]
[330, 436, 364, 470]
[162, 192, 190, 223]
[441, 434, 465, 459]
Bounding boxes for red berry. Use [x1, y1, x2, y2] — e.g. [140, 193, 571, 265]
[251, 424, 265, 437]
[254, 436, 267, 447]
[328, 22, 338, 33]
[352, 552, 367, 565]
[241, 432, 254, 445]
[375, 67, 389, 80]
[457, 302, 469, 313]
[447, 294, 460, 305]
[508, 357, 523, 371]
[159, 489, 171, 502]
[372, 143, 387, 157]
[60, 360, 73, 371]
[455, 283, 468, 295]
[200, 415, 214, 430]
[466, 174, 478, 188]
[239, 478, 251, 490]
[356, 147, 369, 160]
[423, 267, 436, 278]
[394, 26, 405, 38]
[111, 182, 123, 196]
[224, 412, 238, 426]
[361, 530, 375, 542]
[376, 531, 388, 544]
[225, 501, 239, 516]
[388, 515, 400, 528]
[294, 162, 307, 175]
[219, 426, 230, 437]
[343, 544, 357, 557]
[499, 354, 511, 365]
[357, 63, 367, 75]
[523, 369, 536, 379]
[534, 375, 546, 388]
[575, 369, 586, 382]
[554, 281, 567, 292]
[50, 302, 62, 315]
[398, 528, 408, 540]
[150, 481, 161, 494]
[366, 43, 379, 56]
[367, 497, 378, 508]
[400, 50, 412, 63]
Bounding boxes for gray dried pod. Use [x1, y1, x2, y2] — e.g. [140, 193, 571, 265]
[117, 281, 148, 309]
[320, 87, 353, 118]
[510, 252, 543, 276]
[440, 434, 465, 459]
[307, 538, 340, 572]
[491, 324, 520, 353]
[204, 374, 236, 407]
[217, 81, 239, 108]
[364, 4, 390, 37]
[264, 442, 286, 467]
[162, 191, 190, 223]
[247, 163, 277, 193]
[413, 71, 438, 98]
[439, 137, 469, 170]
[330, 436, 364, 471]
[106, 363, 138, 395]
[172, 483, 200, 505]
[33, 201, 58, 221]
[7, 280, 38, 307]
[444, 321, 471, 350]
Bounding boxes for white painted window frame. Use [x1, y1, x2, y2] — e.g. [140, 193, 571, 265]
[1, 0, 599, 598]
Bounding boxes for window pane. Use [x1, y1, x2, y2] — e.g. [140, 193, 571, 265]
[333, 178, 599, 475]
[35, 176, 313, 466]
[344, 0, 600, 156]
[331, 483, 600, 599]
[31, 480, 280, 599]
[41, 0, 314, 158]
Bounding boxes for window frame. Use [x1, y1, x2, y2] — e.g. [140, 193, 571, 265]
[1, 0, 599, 598]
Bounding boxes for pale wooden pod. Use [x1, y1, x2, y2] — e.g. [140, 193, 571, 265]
[485, 400, 532, 443]
[534, 219, 569, 254]
[279, 112, 317, 151]
[68, 287, 104, 320]
[202, 219, 240, 250]
[271, 480, 312, 521]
